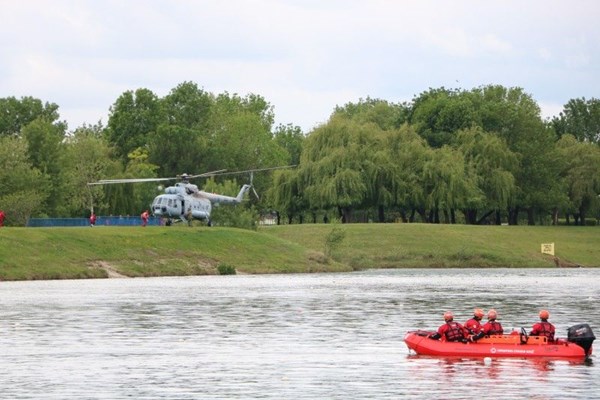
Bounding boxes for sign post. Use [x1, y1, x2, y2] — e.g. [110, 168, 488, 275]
[541, 243, 555, 256]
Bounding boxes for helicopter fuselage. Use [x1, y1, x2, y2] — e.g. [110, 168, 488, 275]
[150, 182, 251, 224]
[151, 183, 211, 222]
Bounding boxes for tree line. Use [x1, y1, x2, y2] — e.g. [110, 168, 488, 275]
[0, 82, 599, 226]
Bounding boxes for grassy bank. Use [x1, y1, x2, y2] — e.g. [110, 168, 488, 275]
[0, 224, 597, 280]
[261, 223, 599, 269]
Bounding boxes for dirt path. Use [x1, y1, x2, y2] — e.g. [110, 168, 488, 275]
[92, 261, 129, 278]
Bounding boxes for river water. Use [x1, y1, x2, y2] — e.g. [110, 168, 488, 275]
[1, 268, 599, 399]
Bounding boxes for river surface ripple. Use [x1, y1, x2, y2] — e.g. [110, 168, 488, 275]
[1, 268, 599, 399]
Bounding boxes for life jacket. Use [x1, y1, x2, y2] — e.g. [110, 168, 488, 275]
[444, 321, 465, 342]
[465, 318, 482, 334]
[484, 320, 503, 335]
[532, 321, 555, 341]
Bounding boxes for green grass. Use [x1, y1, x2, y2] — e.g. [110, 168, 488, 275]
[0, 223, 597, 280]
[260, 223, 599, 269]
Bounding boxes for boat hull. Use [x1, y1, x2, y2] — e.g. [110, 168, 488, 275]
[404, 330, 590, 358]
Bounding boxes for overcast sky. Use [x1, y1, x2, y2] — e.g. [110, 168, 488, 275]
[2, 1, 599, 132]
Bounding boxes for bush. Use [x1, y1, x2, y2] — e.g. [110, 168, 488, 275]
[217, 263, 237, 275]
[324, 226, 346, 259]
[211, 205, 258, 230]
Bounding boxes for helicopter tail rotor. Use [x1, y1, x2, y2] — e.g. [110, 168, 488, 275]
[249, 172, 260, 200]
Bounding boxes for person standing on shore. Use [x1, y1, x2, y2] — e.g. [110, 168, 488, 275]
[141, 210, 149, 227]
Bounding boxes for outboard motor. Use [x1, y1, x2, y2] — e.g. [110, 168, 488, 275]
[567, 324, 595, 356]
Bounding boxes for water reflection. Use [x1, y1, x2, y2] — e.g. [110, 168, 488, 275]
[0, 269, 599, 399]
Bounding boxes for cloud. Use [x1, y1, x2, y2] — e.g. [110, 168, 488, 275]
[1, 0, 599, 132]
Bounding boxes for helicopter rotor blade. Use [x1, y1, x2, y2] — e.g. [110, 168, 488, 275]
[186, 169, 228, 179]
[87, 177, 176, 185]
[87, 166, 295, 186]
[207, 165, 296, 178]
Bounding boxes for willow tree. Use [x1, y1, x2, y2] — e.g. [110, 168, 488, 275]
[333, 97, 410, 131]
[421, 145, 481, 223]
[468, 85, 557, 225]
[452, 127, 518, 224]
[267, 168, 306, 224]
[556, 135, 600, 225]
[300, 117, 371, 223]
[381, 124, 431, 222]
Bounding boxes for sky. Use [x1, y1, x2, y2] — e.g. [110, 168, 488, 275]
[1, 0, 599, 132]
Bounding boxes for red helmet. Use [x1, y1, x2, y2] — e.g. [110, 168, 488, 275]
[443, 311, 454, 321]
[487, 309, 498, 320]
[539, 310, 550, 319]
[474, 308, 485, 318]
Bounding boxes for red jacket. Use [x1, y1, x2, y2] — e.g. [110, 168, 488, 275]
[530, 321, 555, 341]
[482, 320, 503, 335]
[437, 321, 468, 342]
[464, 318, 483, 334]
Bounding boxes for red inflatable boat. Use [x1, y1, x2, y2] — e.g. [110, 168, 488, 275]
[404, 324, 595, 359]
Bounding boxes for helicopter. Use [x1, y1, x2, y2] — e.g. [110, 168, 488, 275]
[87, 166, 292, 226]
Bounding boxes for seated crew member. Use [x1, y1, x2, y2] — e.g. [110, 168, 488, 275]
[429, 311, 468, 342]
[530, 309, 556, 342]
[472, 309, 504, 341]
[464, 308, 485, 336]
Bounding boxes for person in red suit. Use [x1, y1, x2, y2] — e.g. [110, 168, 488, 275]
[141, 210, 149, 227]
[530, 309, 556, 342]
[464, 308, 485, 336]
[430, 311, 468, 342]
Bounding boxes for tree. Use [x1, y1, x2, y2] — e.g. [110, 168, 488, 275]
[409, 88, 478, 148]
[555, 135, 600, 225]
[21, 118, 67, 216]
[552, 97, 600, 144]
[333, 97, 410, 131]
[206, 93, 288, 174]
[468, 85, 556, 225]
[149, 82, 214, 176]
[0, 96, 63, 137]
[106, 88, 163, 162]
[300, 117, 370, 223]
[383, 124, 431, 222]
[273, 123, 304, 166]
[452, 127, 518, 224]
[62, 123, 121, 217]
[161, 81, 212, 130]
[266, 168, 305, 224]
[421, 145, 481, 223]
[0, 136, 48, 225]
[148, 124, 208, 178]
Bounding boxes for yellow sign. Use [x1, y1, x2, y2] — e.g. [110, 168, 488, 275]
[541, 243, 555, 256]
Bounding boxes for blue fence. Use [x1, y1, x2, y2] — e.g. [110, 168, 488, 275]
[27, 216, 163, 227]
